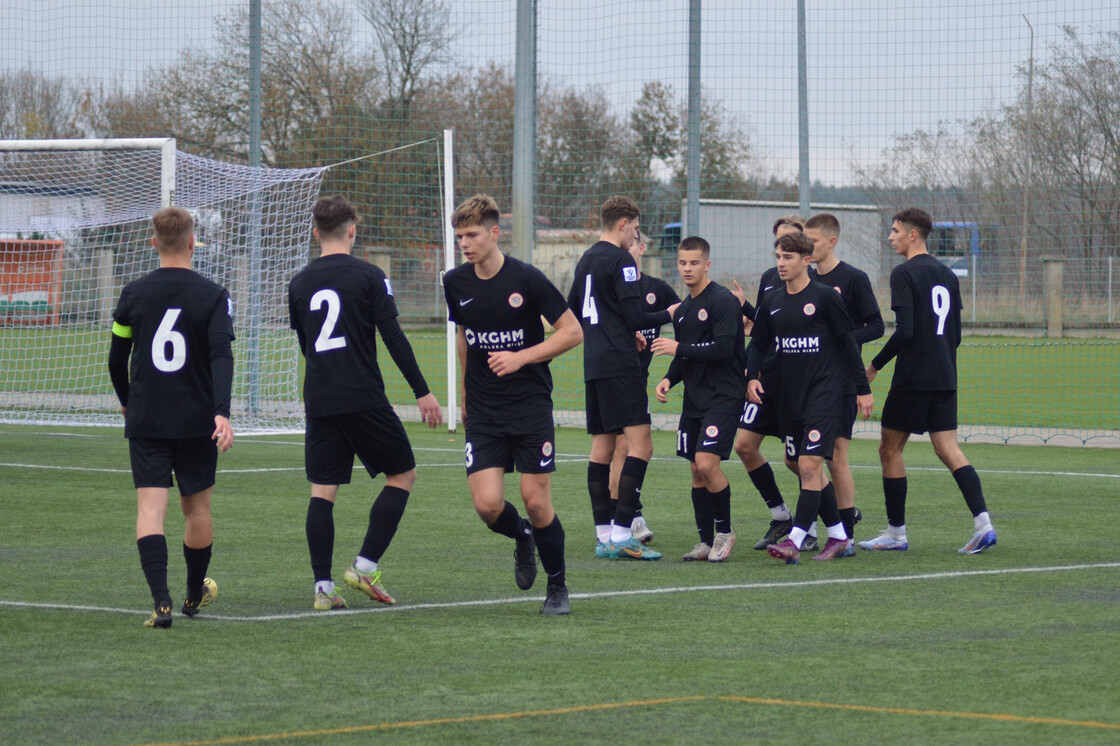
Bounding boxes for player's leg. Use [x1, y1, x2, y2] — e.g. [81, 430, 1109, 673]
[344, 407, 420, 605]
[609, 421, 661, 559]
[929, 427, 997, 554]
[302, 414, 351, 609]
[678, 417, 713, 560]
[735, 404, 793, 550]
[862, 390, 915, 551]
[585, 381, 616, 549]
[614, 431, 653, 543]
[828, 394, 860, 551]
[520, 473, 568, 613]
[130, 438, 174, 627]
[174, 437, 219, 616]
[696, 411, 738, 562]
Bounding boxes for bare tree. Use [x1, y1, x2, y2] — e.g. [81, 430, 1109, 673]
[0, 69, 89, 140]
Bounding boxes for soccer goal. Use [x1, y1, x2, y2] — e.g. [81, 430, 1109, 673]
[0, 137, 324, 431]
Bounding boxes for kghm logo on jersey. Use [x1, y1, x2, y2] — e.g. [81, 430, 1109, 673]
[463, 327, 526, 350]
[705, 425, 719, 438]
[808, 429, 821, 443]
[646, 292, 657, 305]
[803, 303, 816, 315]
[777, 336, 820, 351]
[508, 292, 524, 308]
[698, 308, 708, 321]
[541, 442, 553, 457]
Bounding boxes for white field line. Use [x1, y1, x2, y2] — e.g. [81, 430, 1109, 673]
[2, 562, 1118, 623]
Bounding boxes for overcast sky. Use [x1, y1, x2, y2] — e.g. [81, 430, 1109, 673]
[2, 0, 1116, 184]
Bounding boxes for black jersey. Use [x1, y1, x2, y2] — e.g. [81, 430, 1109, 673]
[749, 280, 867, 421]
[749, 265, 817, 386]
[443, 255, 570, 420]
[669, 281, 746, 415]
[112, 268, 234, 439]
[567, 241, 644, 380]
[882, 254, 962, 392]
[814, 260, 883, 394]
[288, 254, 398, 417]
[636, 273, 680, 371]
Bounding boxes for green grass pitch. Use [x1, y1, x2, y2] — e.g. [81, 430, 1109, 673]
[2, 422, 1119, 745]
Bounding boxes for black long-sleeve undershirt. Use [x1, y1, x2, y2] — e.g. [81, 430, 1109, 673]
[108, 333, 132, 407]
[871, 304, 913, 371]
[620, 295, 671, 332]
[377, 315, 431, 399]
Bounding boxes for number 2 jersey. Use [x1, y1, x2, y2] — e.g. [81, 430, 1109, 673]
[443, 255, 570, 421]
[288, 253, 421, 417]
[875, 253, 962, 392]
[748, 279, 869, 421]
[111, 267, 234, 439]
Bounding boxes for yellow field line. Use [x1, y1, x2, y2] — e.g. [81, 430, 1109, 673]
[139, 694, 1120, 746]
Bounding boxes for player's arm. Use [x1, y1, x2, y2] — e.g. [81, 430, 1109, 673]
[376, 315, 443, 427]
[869, 304, 913, 378]
[669, 297, 740, 362]
[208, 295, 235, 451]
[288, 291, 308, 356]
[456, 325, 468, 424]
[107, 322, 133, 413]
[488, 309, 583, 377]
[619, 294, 672, 331]
[852, 273, 885, 344]
[655, 356, 683, 403]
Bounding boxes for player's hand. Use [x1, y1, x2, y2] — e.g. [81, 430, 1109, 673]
[666, 302, 681, 318]
[742, 317, 754, 336]
[731, 279, 748, 307]
[212, 415, 233, 453]
[120, 406, 127, 418]
[865, 364, 878, 384]
[650, 337, 678, 357]
[747, 379, 764, 405]
[417, 393, 443, 428]
[488, 350, 524, 377]
[857, 393, 874, 420]
[655, 378, 672, 403]
[635, 331, 647, 351]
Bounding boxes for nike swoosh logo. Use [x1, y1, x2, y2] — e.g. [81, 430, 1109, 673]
[539, 458, 553, 468]
[806, 444, 821, 450]
[770, 308, 781, 315]
[763, 285, 774, 291]
[702, 440, 718, 446]
[459, 298, 474, 306]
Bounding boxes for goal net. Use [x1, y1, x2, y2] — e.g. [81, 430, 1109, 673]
[0, 138, 324, 431]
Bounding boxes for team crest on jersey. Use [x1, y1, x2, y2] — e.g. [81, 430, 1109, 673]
[646, 292, 657, 305]
[808, 429, 821, 442]
[803, 303, 816, 315]
[508, 292, 524, 308]
[541, 442, 553, 457]
[698, 308, 708, 321]
[623, 267, 638, 282]
[384, 278, 394, 296]
[705, 425, 719, 438]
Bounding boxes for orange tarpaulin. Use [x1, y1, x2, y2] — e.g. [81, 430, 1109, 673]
[0, 240, 64, 325]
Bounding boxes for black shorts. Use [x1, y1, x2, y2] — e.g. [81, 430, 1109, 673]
[779, 417, 840, 461]
[839, 394, 857, 440]
[305, 407, 416, 485]
[129, 436, 218, 496]
[676, 409, 739, 461]
[881, 390, 957, 434]
[738, 395, 780, 437]
[465, 416, 557, 475]
[585, 376, 650, 434]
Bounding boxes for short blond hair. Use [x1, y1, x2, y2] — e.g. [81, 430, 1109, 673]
[152, 207, 193, 254]
[451, 194, 500, 228]
[771, 214, 806, 235]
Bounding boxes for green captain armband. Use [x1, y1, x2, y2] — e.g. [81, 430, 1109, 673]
[111, 321, 132, 338]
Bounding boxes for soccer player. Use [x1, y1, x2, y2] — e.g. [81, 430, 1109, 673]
[443, 194, 582, 615]
[608, 239, 680, 545]
[746, 231, 873, 564]
[861, 207, 997, 554]
[568, 196, 679, 561]
[731, 215, 815, 551]
[108, 206, 234, 628]
[652, 236, 746, 562]
[805, 212, 884, 553]
[288, 195, 443, 611]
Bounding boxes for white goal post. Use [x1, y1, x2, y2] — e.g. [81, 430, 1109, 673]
[0, 137, 324, 431]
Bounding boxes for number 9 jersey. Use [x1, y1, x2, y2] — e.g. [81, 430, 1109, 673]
[886, 254, 962, 392]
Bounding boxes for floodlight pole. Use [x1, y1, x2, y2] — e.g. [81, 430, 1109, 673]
[797, 0, 810, 218]
[513, 0, 537, 264]
[442, 129, 458, 433]
[686, 0, 701, 235]
[246, 0, 264, 414]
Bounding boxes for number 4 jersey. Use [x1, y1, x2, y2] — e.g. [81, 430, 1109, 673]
[288, 253, 398, 416]
[112, 267, 235, 439]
